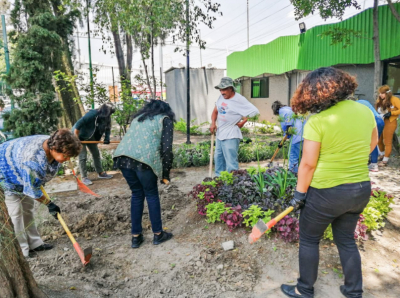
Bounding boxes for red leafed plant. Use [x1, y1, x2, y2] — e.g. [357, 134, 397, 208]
[275, 215, 300, 243]
[354, 214, 368, 241]
[188, 182, 219, 215]
[220, 205, 243, 232]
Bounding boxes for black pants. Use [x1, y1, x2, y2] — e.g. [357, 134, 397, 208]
[297, 181, 371, 298]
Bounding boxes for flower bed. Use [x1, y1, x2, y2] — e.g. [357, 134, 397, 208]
[189, 167, 394, 243]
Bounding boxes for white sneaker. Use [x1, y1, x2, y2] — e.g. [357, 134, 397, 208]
[82, 177, 93, 185]
[368, 163, 379, 172]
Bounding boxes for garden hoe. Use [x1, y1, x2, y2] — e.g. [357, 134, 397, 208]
[40, 186, 92, 266]
[68, 161, 101, 198]
[268, 135, 288, 167]
[248, 206, 293, 244]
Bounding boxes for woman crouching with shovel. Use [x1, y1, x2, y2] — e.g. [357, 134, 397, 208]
[0, 129, 82, 258]
[113, 100, 175, 248]
[281, 67, 378, 298]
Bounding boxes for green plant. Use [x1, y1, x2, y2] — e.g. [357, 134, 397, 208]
[205, 202, 229, 223]
[201, 180, 217, 187]
[174, 118, 208, 135]
[242, 205, 274, 229]
[362, 207, 384, 231]
[323, 224, 334, 240]
[219, 171, 234, 185]
[241, 127, 250, 134]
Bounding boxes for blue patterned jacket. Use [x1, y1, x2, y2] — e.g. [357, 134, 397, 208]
[0, 135, 60, 198]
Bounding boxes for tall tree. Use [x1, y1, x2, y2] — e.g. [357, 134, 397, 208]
[94, 0, 221, 98]
[5, 0, 84, 136]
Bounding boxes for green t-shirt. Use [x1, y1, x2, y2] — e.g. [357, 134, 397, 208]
[303, 100, 376, 189]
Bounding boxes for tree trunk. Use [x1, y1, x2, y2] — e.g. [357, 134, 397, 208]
[111, 21, 126, 82]
[0, 191, 47, 298]
[151, 33, 156, 98]
[373, 0, 381, 99]
[141, 50, 153, 97]
[387, 0, 400, 23]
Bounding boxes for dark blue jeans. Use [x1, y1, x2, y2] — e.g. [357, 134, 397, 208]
[120, 167, 162, 235]
[370, 117, 384, 163]
[297, 182, 371, 298]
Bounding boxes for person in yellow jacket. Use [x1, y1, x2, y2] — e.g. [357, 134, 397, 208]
[375, 85, 400, 166]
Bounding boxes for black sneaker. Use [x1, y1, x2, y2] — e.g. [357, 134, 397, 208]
[29, 243, 53, 252]
[153, 231, 173, 245]
[131, 234, 144, 248]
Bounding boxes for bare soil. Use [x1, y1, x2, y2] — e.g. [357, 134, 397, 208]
[28, 161, 400, 298]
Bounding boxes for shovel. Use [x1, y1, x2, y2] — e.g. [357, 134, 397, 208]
[40, 186, 92, 266]
[68, 161, 101, 198]
[81, 141, 120, 144]
[248, 206, 294, 244]
[268, 135, 288, 167]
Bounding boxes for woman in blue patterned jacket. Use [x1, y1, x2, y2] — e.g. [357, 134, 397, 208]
[0, 129, 81, 257]
[113, 100, 175, 249]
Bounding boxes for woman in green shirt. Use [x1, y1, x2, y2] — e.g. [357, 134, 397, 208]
[281, 67, 378, 298]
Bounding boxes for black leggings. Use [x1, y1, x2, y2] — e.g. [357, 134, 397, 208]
[297, 181, 371, 298]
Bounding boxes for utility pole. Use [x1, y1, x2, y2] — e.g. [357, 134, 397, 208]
[186, 0, 191, 144]
[199, 30, 203, 67]
[1, 15, 12, 110]
[247, 0, 249, 48]
[86, 0, 94, 109]
[112, 66, 115, 102]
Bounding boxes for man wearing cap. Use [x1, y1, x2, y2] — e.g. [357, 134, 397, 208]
[210, 77, 259, 176]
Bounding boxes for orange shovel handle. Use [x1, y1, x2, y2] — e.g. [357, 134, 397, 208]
[40, 186, 90, 265]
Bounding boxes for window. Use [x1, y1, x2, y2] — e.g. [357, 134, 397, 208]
[384, 60, 400, 95]
[251, 77, 269, 98]
[234, 81, 241, 95]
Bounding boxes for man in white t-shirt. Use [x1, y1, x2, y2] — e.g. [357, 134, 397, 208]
[210, 77, 259, 176]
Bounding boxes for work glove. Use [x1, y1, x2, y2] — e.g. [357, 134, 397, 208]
[383, 112, 391, 119]
[278, 141, 284, 149]
[289, 190, 307, 212]
[47, 202, 61, 220]
[103, 140, 110, 144]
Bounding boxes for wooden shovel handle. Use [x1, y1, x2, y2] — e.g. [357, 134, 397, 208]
[270, 135, 288, 163]
[81, 141, 120, 144]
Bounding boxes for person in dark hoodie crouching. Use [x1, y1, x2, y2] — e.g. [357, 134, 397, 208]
[72, 103, 115, 185]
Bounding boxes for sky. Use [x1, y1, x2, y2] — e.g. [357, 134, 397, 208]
[74, 0, 376, 80]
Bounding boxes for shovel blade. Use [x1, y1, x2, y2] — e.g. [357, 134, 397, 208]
[83, 247, 93, 264]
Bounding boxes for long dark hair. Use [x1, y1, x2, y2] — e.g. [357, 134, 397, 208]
[133, 99, 176, 122]
[96, 103, 115, 136]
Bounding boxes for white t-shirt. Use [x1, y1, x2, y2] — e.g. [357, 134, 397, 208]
[216, 93, 259, 140]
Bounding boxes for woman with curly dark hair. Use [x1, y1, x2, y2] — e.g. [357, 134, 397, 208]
[281, 67, 378, 298]
[113, 100, 175, 249]
[375, 85, 400, 166]
[0, 129, 81, 257]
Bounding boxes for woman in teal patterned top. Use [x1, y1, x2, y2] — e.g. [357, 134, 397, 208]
[114, 100, 175, 249]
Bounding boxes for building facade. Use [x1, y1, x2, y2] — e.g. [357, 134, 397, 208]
[227, 4, 400, 122]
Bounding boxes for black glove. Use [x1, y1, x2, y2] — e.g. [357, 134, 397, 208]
[289, 190, 307, 211]
[47, 202, 61, 220]
[103, 140, 110, 144]
[278, 142, 284, 149]
[383, 112, 391, 119]
[162, 171, 170, 184]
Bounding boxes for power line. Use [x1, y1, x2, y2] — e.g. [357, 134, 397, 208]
[207, 4, 292, 47]
[202, 0, 265, 39]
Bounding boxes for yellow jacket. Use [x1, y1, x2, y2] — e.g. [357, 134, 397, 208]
[376, 95, 400, 122]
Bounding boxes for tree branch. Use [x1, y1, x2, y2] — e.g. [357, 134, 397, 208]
[387, 0, 400, 23]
